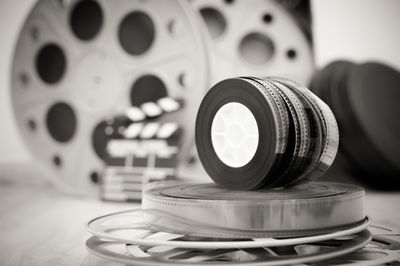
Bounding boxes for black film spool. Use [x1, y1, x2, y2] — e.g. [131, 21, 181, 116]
[195, 78, 281, 190]
[195, 77, 338, 190]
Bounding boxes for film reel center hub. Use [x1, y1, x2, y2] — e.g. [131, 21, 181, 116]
[211, 102, 259, 168]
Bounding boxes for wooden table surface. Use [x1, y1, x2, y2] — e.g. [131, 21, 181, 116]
[0, 163, 399, 265]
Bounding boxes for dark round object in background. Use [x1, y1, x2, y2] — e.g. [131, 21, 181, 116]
[130, 75, 168, 107]
[53, 154, 62, 167]
[239, 32, 275, 65]
[310, 61, 400, 189]
[35, 43, 66, 84]
[90, 171, 100, 184]
[262, 13, 273, 24]
[118, 11, 155, 55]
[46, 102, 77, 143]
[70, 0, 104, 41]
[92, 117, 127, 160]
[199, 7, 227, 39]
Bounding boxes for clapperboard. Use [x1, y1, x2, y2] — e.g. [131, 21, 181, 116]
[100, 97, 182, 202]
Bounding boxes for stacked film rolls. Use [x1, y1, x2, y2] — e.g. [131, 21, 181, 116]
[141, 77, 357, 237]
[195, 77, 339, 190]
[85, 76, 400, 265]
[142, 182, 366, 237]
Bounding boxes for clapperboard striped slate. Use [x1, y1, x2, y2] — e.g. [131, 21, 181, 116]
[100, 97, 183, 202]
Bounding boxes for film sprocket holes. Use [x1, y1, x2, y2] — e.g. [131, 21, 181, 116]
[195, 77, 339, 190]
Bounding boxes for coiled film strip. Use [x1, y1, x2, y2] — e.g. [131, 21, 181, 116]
[85, 195, 400, 265]
[142, 182, 365, 236]
[195, 77, 339, 190]
[85, 208, 400, 266]
[87, 208, 369, 244]
[85, 231, 374, 266]
[85, 225, 400, 266]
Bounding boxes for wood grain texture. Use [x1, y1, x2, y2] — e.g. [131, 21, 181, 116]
[0, 163, 399, 265]
[0, 184, 135, 266]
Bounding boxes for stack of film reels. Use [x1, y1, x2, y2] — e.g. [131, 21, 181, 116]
[86, 78, 400, 265]
[11, 0, 314, 198]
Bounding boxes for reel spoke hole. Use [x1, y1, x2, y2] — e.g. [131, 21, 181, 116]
[262, 13, 273, 24]
[119, 11, 155, 56]
[19, 72, 30, 87]
[27, 119, 37, 132]
[53, 155, 62, 167]
[90, 171, 100, 184]
[199, 7, 226, 39]
[30, 26, 40, 42]
[287, 48, 297, 60]
[178, 73, 187, 88]
[46, 102, 77, 143]
[35, 43, 67, 84]
[70, 0, 104, 41]
[239, 33, 275, 65]
[167, 19, 181, 36]
[130, 75, 167, 107]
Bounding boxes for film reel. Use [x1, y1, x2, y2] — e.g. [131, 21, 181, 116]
[307, 225, 400, 266]
[142, 182, 365, 235]
[191, 0, 314, 85]
[86, 225, 400, 266]
[87, 208, 369, 247]
[195, 77, 339, 189]
[11, 0, 209, 193]
[86, 230, 372, 266]
[86, 207, 400, 266]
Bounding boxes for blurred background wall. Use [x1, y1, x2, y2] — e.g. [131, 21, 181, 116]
[1, 0, 400, 164]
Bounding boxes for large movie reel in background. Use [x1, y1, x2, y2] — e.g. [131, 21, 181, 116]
[11, 0, 314, 193]
[11, 0, 209, 194]
[192, 0, 314, 85]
